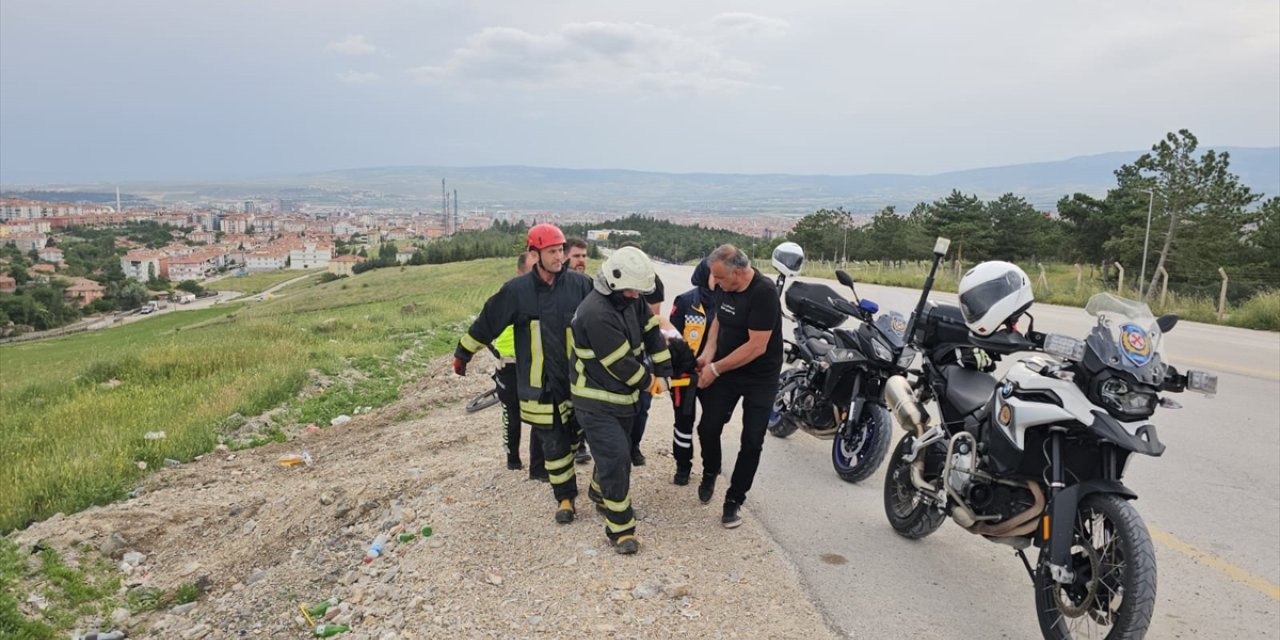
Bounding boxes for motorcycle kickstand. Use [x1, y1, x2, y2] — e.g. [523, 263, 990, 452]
[1015, 549, 1035, 582]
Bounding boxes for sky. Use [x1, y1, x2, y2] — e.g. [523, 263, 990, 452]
[1, 0, 1277, 184]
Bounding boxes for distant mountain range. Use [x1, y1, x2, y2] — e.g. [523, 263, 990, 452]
[7, 147, 1277, 215]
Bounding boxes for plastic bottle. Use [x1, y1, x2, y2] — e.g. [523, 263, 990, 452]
[363, 533, 387, 563]
[313, 624, 350, 637]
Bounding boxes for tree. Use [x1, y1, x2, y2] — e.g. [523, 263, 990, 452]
[919, 191, 993, 263]
[788, 208, 851, 262]
[1115, 130, 1261, 298]
[176, 280, 204, 295]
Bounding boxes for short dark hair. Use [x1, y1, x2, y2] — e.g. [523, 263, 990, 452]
[566, 237, 588, 251]
[516, 252, 532, 271]
[709, 244, 750, 270]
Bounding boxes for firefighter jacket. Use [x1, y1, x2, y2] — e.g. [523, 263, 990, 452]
[668, 287, 716, 388]
[570, 286, 673, 413]
[455, 266, 594, 426]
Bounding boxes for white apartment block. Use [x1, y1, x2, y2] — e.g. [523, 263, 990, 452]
[289, 243, 333, 270]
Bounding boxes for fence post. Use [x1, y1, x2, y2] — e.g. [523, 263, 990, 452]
[1074, 263, 1083, 291]
[1217, 267, 1229, 321]
[1113, 262, 1124, 295]
[1155, 266, 1169, 308]
[1038, 263, 1050, 293]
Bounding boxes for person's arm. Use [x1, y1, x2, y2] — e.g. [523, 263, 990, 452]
[580, 310, 649, 390]
[642, 302, 673, 380]
[696, 315, 718, 371]
[454, 284, 515, 372]
[700, 285, 777, 384]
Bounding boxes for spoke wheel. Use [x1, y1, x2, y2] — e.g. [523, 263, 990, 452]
[1034, 493, 1156, 640]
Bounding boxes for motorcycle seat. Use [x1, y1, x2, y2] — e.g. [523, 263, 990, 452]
[941, 365, 997, 416]
[806, 338, 833, 358]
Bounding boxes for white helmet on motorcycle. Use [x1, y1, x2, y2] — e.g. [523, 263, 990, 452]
[771, 242, 805, 277]
[957, 261, 1033, 336]
[598, 246, 657, 294]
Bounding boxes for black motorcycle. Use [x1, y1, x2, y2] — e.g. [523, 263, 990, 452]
[881, 237, 1218, 639]
[767, 270, 915, 483]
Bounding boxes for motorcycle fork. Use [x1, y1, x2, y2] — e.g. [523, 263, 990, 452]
[1045, 427, 1074, 583]
[840, 375, 863, 435]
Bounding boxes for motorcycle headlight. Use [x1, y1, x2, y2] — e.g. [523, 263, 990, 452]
[896, 347, 917, 369]
[1097, 377, 1157, 420]
[870, 338, 893, 363]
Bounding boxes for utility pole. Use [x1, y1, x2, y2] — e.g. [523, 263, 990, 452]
[453, 189, 458, 233]
[1140, 189, 1156, 300]
[441, 179, 448, 232]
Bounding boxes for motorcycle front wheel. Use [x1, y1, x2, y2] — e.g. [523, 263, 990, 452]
[767, 368, 806, 438]
[1034, 493, 1157, 640]
[831, 404, 891, 483]
[882, 434, 945, 539]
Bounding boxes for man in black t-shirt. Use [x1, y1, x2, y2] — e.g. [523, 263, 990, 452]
[693, 244, 783, 528]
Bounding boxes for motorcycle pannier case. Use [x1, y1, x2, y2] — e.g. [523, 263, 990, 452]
[784, 281, 847, 329]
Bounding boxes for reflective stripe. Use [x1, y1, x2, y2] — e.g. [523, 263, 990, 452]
[546, 450, 575, 470]
[566, 327, 574, 361]
[574, 347, 597, 359]
[674, 439, 692, 449]
[520, 399, 571, 425]
[644, 315, 659, 331]
[605, 517, 637, 533]
[650, 348, 671, 364]
[599, 341, 630, 367]
[550, 467, 576, 485]
[459, 333, 483, 353]
[624, 366, 646, 388]
[528, 320, 543, 389]
[603, 495, 631, 512]
[631, 344, 644, 355]
[572, 384, 639, 405]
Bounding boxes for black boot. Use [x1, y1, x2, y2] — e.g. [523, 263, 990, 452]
[673, 467, 690, 486]
[697, 474, 716, 504]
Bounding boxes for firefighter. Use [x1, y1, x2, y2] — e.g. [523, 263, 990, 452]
[492, 252, 545, 480]
[667, 257, 717, 486]
[454, 224, 594, 524]
[570, 247, 673, 554]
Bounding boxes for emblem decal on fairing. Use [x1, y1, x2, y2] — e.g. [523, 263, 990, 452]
[1119, 323, 1152, 367]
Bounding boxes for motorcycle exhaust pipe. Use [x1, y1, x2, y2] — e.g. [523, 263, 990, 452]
[885, 375, 926, 435]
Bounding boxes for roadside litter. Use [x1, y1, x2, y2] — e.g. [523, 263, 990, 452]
[362, 534, 387, 563]
[74, 631, 125, 640]
[277, 451, 314, 467]
[330, 415, 352, 426]
[313, 624, 350, 637]
[143, 431, 166, 440]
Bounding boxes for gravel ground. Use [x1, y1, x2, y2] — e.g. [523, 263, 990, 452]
[14, 353, 837, 639]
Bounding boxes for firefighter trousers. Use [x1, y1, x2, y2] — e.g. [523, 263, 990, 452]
[577, 402, 638, 540]
[537, 408, 582, 503]
[497, 364, 544, 469]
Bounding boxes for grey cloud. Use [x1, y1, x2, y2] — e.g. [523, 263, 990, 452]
[709, 13, 790, 38]
[408, 21, 771, 94]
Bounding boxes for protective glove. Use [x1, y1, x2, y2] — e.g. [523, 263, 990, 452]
[453, 357, 467, 376]
[649, 376, 670, 397]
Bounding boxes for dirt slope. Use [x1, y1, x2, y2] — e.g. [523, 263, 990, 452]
[14, 353, 837, 639]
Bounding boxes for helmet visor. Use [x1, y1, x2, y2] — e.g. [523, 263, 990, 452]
[959, 270, 1023, 323]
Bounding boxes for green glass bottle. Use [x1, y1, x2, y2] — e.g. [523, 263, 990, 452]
[307, 597, 340, 617]
[313, 623, 350, 637]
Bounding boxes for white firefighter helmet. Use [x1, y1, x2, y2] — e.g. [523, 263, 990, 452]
[957, 260, 1034, 336]
[599, 246, 656, 294]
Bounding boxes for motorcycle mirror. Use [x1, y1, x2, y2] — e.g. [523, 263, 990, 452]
[836, 270, 854, 287]
[932, 237, 951, 257]
[1156, 314, 1178, 333]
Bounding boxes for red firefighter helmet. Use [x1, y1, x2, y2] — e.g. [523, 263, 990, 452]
[527, 223, 566, 251]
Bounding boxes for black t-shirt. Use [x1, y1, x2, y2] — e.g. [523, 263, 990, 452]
[712, 269, 783, 378]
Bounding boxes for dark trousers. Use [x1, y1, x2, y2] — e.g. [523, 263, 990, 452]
[670, 383, 698, 472]
[696, 372, 778, 506]
[497, 364, 543, 469]
[578, 402, 638, 540]
[537, 409, 582, 503]
[630, 390, 652, 452]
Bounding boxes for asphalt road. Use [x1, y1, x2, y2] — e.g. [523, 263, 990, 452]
[647, 260, 1280, 639]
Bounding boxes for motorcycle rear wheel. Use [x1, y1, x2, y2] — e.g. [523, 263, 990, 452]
[767, 369, 806, 438]
[831, 405, 891, 483]
[1034, 493, 1157, 640]
[882, 435, 945, 539]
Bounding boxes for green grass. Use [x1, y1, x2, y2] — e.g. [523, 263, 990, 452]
[0, 258, 514, 533]
[0, 538, 122, 636]
[207, 268, 324, 296]
[796, 259, 1279, 330]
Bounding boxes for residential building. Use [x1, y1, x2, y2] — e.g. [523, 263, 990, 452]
[289, 242, 333, 270]
[329, 254, 365, 277]
[4, 233, 48, 252]
[167, 253, 212, 281]
[121, 250, 169, 282]
[246, 248, 289, 272]
[395, 248, 418, 264]
[0, 275, 16, 294]
[63, 278, 106, 307]
[38, 247, 64, 263]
